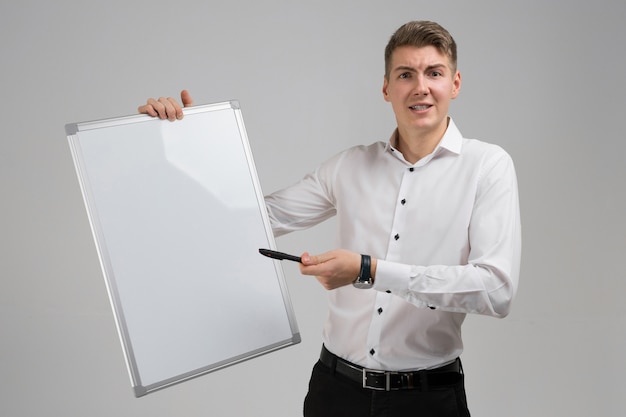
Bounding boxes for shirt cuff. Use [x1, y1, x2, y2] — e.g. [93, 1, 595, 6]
[373, 260, 421, 293]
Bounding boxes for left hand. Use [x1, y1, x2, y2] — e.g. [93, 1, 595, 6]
[299, 249, 374, 290]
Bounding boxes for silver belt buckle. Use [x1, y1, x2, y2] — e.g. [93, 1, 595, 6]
[362, 368, 392, 391]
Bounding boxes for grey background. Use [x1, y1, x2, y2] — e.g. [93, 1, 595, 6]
[1, 1, 624, 416]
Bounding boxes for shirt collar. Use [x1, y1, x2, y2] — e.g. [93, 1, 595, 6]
[386, 117, 463, 161]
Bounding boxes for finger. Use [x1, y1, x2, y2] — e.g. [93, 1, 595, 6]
[299, 252, 337, 278]
[300, 252, 331, 266]
[304, 251, 338, 266]
[300, 252, 313, 265]
[142, 98, 167, 119]
[298, 252, 323, 276]
[138, 103, 158, 117]
[156, 96, 182, 121]
[168, 96, 185, 120]
[180, 89, 194, 107]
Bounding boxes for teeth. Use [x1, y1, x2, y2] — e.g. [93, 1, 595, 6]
[410, 105, 430, 111]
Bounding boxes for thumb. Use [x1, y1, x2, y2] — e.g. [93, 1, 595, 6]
[300, 251, 315, 266]
[181, 89, 194, 107]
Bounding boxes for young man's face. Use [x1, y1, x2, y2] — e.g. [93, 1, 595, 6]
[383, 45, 461, 140]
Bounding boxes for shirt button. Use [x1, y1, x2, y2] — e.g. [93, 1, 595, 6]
[394, 234, 400, 240]
[401, 198, 406, 205]
[409, 167, 415, 172]
[377, 307, 383, 314]
[370, 349, 376, 356]
[386, 290, 391, 294]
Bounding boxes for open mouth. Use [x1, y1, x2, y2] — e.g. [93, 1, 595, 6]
[409, 105, 431, 111]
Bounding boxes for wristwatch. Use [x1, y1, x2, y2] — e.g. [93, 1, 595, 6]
[353, 254, 373, 289]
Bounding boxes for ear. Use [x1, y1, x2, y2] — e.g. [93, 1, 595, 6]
[382, 76, 391, 102]
[451, 70, 462, 99]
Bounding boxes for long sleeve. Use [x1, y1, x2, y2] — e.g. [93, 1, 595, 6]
[373, 150, 521, 318]
[264, 150, 345, 237]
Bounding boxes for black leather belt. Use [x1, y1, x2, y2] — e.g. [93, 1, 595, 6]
[319, 345, 462, 391]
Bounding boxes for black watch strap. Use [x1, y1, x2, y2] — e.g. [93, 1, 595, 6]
[353, 254, 373, 289]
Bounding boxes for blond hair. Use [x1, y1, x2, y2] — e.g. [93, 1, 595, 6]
[384, 21, 457, 78]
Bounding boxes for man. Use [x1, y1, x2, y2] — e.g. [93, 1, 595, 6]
[139, 20, 521, 417]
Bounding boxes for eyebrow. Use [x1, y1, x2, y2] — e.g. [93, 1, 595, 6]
[392, 64, 448, 73]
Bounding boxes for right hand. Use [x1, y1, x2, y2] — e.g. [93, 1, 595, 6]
[137, 89, 194, 121]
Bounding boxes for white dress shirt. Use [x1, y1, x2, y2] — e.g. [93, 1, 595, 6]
[265, 118, 521, 371]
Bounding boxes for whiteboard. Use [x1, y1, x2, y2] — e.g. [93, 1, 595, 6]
[66, 101, 300, 397]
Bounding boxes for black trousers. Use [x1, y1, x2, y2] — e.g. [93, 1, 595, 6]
[303, 360, 471, 417]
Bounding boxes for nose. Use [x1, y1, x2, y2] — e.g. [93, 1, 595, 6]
[413, 76, 429, 95]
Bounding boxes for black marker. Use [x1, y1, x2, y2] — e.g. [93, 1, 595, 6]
[259, 248, 302, 263]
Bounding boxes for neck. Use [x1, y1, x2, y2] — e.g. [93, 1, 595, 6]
[395, 119, 449, 164]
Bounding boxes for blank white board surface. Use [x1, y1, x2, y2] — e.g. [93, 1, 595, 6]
[66, 101, 300, 397]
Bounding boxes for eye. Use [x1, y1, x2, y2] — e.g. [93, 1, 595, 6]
[399, 72, 411, 79]
[430, 71, 442, 77]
